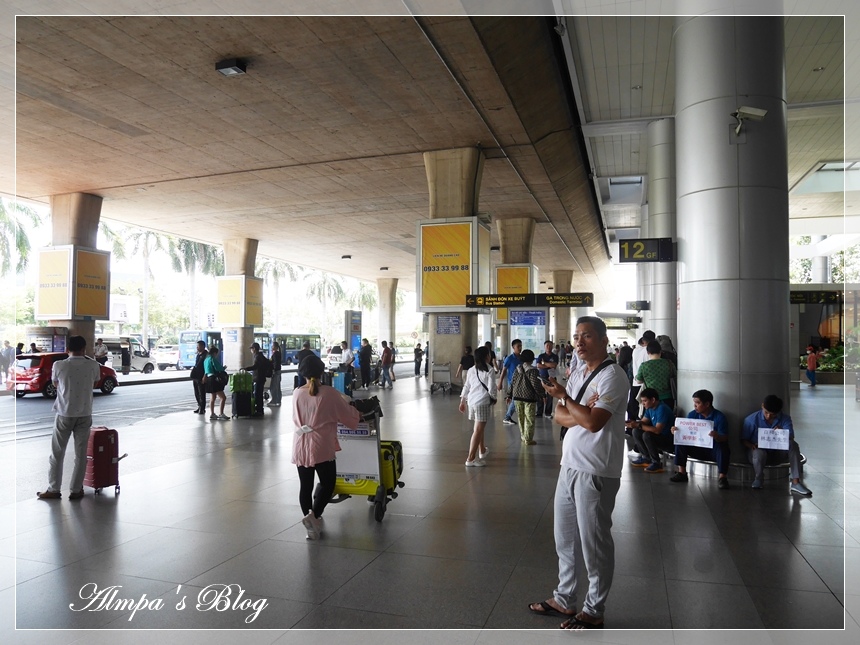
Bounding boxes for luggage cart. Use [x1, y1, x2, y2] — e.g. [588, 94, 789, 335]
[324, 405, 404, 522]
[430, 362, 452, 394]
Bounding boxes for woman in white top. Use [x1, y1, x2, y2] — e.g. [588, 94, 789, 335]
[458, 346, 498, 467]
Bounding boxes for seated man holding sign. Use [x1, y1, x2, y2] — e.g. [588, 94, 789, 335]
[741, 395, 811, 495]
[669, 389, 731, 489]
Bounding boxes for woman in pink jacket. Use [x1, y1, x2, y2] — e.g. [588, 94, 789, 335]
[292, 354, 361, 539]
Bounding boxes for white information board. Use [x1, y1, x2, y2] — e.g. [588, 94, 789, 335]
[674, 418, 714, 449]
[336, 423, 378, 481]
[757, 427, 790, 451]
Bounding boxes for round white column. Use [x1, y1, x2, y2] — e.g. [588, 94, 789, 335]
[647, 119, 677, 343]
[675, 16, 789, 431]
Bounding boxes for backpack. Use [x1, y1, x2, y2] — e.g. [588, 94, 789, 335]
[261, 355, 274, 378]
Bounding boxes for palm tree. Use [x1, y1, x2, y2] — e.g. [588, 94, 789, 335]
[348, 281, 378, 312]
[99, 220, 127, 261]
[256, 257, 302, 329]
[0, 197, 41, 276]
[126, 228, 173, 346]
[170, 239, 224, 330]
[305, 271, 346, 343]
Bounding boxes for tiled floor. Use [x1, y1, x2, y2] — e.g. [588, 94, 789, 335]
[1, 377, 858, 643]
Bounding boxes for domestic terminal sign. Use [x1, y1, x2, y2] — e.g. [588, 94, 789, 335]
[465, 292, 593, 308]
[789, 290, 841, 304]
[626, 301, 650, 310]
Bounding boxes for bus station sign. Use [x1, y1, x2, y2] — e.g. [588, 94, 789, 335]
[466, 292, 593, 308]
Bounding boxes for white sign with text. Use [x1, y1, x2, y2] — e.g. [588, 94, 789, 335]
[674, 418, 714, 449]
[757, 427, 790, 451]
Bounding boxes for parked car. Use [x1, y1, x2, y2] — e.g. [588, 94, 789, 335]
[326, 345, 343, 370]
[153, 344, 181, 371]
[6, 352, 119, 398]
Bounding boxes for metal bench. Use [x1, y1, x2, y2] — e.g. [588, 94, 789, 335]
[659, 450, 806, 482]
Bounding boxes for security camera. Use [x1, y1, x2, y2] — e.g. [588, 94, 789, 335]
[731, 106, 768, 135]
[735, 106, 767, 121]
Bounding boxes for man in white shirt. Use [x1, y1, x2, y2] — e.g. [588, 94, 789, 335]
[37, 335, 102, 500]
[340, 341, 354, 373]
[529, 316, 630, 629]
[93, 338, 109, 365]
[628, 331, 655, 421]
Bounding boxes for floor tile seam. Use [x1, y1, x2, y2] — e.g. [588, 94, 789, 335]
[743, 582, 846, 602]
[792, 542, 848, 597]
[306, 546, 388, 609]
[78, 527, 273, 580]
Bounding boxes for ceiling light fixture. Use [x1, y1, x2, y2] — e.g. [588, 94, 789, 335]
[490, 245, 500, 252]
[341, 255, 351, 260]
[631, 84, 642, 90]
[216, 58, 246, 76]
[813, 66, 825, 72]
[379, 267, 389, 271]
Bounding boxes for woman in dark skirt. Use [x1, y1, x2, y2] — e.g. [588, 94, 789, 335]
[203, 346, 228, 420]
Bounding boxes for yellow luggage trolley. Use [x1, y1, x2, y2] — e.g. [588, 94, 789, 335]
[326, 408, 405, 522]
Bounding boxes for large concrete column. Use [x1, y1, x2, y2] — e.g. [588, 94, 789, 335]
[497, 217, 535, 265]
[647, 118, 677, 343]
[377, 278, 398, 345]
[675, 17, 789, 455]
[222, 238, 259, 371]
[423, 148, 483, 373]
[811, 235, 829, 283]
[637, 204, 652, 331]
[553, 269, 573, 343]
[424, 148, 483, 219]
[496, 217, 536, 353]
[49, 193, 103, 353]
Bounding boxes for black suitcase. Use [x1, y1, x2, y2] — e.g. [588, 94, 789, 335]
[232, 391, 253, 417]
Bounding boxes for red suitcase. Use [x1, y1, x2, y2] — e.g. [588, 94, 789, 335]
[84, 427, 127, 495]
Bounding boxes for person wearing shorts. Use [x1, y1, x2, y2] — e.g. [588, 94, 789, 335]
[458, 346, 497, 467]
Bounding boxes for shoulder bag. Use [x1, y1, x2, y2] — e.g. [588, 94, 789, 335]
[559, 359, 615, 441]
[476, 369, 496, 404]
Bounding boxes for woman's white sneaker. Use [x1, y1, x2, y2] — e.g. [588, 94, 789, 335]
[465, 459, 486, 467]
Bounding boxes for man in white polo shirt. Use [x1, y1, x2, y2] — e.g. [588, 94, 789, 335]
[529, 316, 629, 629]
[37, 335, 101, 501]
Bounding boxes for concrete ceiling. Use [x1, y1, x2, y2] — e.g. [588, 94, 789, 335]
[12, 13, 848, 304]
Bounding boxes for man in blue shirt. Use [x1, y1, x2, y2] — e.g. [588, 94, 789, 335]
[669, 389, 731, 489]
[741, 394, 811, 495]
[536, 340, 559, 418]
[497, 338, 522, 424]
[626, 388, 674, 473]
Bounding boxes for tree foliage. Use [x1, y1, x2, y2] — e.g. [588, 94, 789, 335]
[0, 198, 41, 276]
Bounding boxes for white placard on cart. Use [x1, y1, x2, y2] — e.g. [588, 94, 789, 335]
[674, 418, 714, 449]
[336, 423, 378, 480]
[757, 427, 789, 451]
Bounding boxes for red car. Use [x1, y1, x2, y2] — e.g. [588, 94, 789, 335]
[7, 352, 119, 398]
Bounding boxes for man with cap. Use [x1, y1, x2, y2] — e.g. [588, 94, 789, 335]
[243, 342, 269, 417]
[294, 341, 316, 388]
